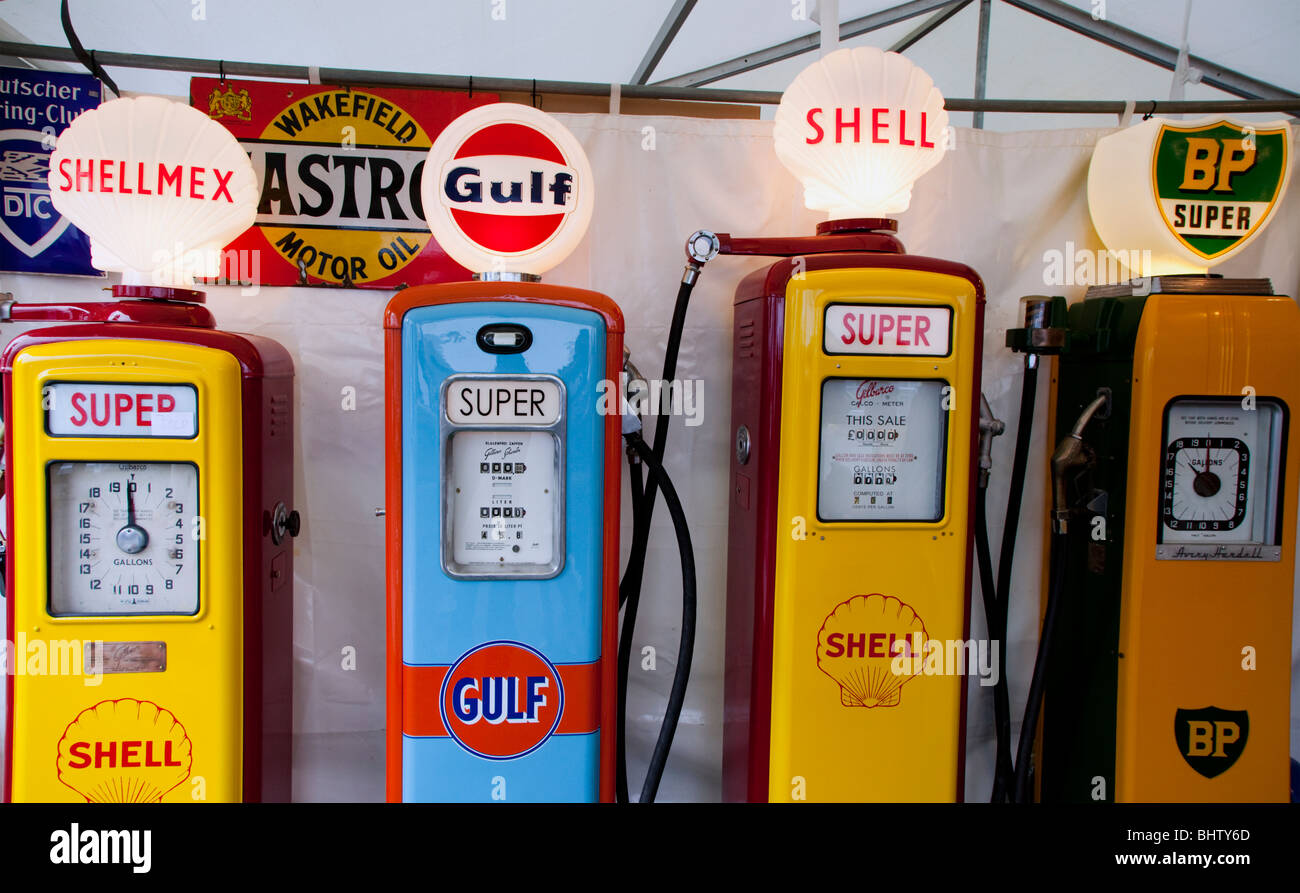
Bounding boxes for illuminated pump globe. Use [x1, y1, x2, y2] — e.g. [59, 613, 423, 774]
[773, 47, 950, 219]
[48, 96, 259, 288]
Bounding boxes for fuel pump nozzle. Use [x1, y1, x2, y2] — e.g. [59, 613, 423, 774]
[977, 393, 1005, 489]
[1050, 390, 1112, 534]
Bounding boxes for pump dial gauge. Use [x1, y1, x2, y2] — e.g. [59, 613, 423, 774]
[1158, 398, 1285, 559]
[817, 377, 948, 522]
[47, 461, 200, 615]
[1161, 436, 1248, 531]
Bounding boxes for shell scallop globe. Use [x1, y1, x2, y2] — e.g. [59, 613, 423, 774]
[773, 47, 949, 218]
[48, 96, 259, 286]
[56, 699, 193, 803]
[815, 593, 927, 708]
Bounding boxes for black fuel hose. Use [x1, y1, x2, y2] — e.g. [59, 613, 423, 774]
[619, 276, 695, 609]
[989, 363, 1038, 801]
[975, 488, 1014, 802]
[620, 430, 697, 803]
[61, 0, 120, 96]
[616, 273, 698, 801]
[1013, 530, 1068, 803]
[616, 443, 646, 803]
[996, 364, 1037, 637]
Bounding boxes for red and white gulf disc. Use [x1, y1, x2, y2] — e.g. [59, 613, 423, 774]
[422, 103, 594, 276]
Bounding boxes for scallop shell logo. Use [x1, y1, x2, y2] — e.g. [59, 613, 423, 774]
[47, 95, 260, 286]
[773, 46, 949, 218]
[56, 699, 193, 803]
[815, 594, 928, 708]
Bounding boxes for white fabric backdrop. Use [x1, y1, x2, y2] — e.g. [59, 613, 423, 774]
[1, 112, 1297, 801]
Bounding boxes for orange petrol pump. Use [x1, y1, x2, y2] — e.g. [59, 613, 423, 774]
[2, 97, 297, 803]
[1021, 117, 1297, 803]
[706, 48, 983, 802]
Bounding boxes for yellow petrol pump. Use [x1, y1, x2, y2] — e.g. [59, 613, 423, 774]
[702, 48, 983, 802]
[2, 97, 297, 803]
[1022, 116, 1296, 803]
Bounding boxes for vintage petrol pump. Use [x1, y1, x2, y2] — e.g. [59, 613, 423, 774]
[1021, 116, 1296, 803]
[2, 97, 297, 803]
[385, 104, 625, 802]
[692, 48, 984, 802]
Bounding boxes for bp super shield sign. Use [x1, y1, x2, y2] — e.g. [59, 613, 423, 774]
[0, 66, 101, 276]
[1153, 120, 1289, 261]
[1089, 116, 1291, 275]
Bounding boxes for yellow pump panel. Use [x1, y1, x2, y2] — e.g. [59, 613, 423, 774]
[1115, 295, 1299, 802]
[767, 267, 978, 802]
[8, 340, 245, 803]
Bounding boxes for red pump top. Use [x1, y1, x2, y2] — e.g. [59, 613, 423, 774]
[703, 217, 905, 260]
[1, 287, 216, 329]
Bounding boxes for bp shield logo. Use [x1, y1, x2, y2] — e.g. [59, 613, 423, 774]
[1153, 120, 1289, 261]
[1174, 706, 1249, 779]
[439, 640, 564, 760]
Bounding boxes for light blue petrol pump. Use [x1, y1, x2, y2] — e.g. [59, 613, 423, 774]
[383, 104, 623, 802]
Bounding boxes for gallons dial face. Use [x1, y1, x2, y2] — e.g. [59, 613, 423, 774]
[1159, 398, 1284, 552]
[48, 461, 200, 615]
[1161, 435, 1248, 531]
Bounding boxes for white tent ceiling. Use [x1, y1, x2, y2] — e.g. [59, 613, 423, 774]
[0, 0, 1295, 130]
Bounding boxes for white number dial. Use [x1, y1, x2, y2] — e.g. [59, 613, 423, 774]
[48, 461, 200, 615]
[1159, 399, 1284, 553]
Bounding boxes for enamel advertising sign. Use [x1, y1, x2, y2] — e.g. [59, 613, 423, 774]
[190, 78, 496, 288]
[1151, 119, 1289, 261]
[0, 66, 101, 276]
[1088, 116, 1291, 276]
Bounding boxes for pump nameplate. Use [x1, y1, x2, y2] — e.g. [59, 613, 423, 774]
[824, 303, 952, 357]
[446, 378, 561, 426]
[45, 382, 197, 438]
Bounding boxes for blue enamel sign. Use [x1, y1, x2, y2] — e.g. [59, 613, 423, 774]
[0, 66, 101, 276]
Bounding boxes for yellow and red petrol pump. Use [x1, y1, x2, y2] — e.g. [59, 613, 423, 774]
[2, 96, 297, 803]
[692, 48, 984, 802]
[1018, 116, 1297, 803]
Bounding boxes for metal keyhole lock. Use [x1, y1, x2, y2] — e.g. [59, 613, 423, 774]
[269, 501, 302, 545]
[735, 425, 751, 465]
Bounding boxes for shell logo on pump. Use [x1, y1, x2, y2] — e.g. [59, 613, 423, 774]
[422, 103, 594, 276]
[55, 699, 194, 802]
[439, 640, 565, 760]
[816, 594, 927, 708]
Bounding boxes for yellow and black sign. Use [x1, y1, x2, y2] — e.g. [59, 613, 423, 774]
[190, 78, 496, 288]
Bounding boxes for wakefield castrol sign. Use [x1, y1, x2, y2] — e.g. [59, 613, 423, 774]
[191, 78, 496, 288]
